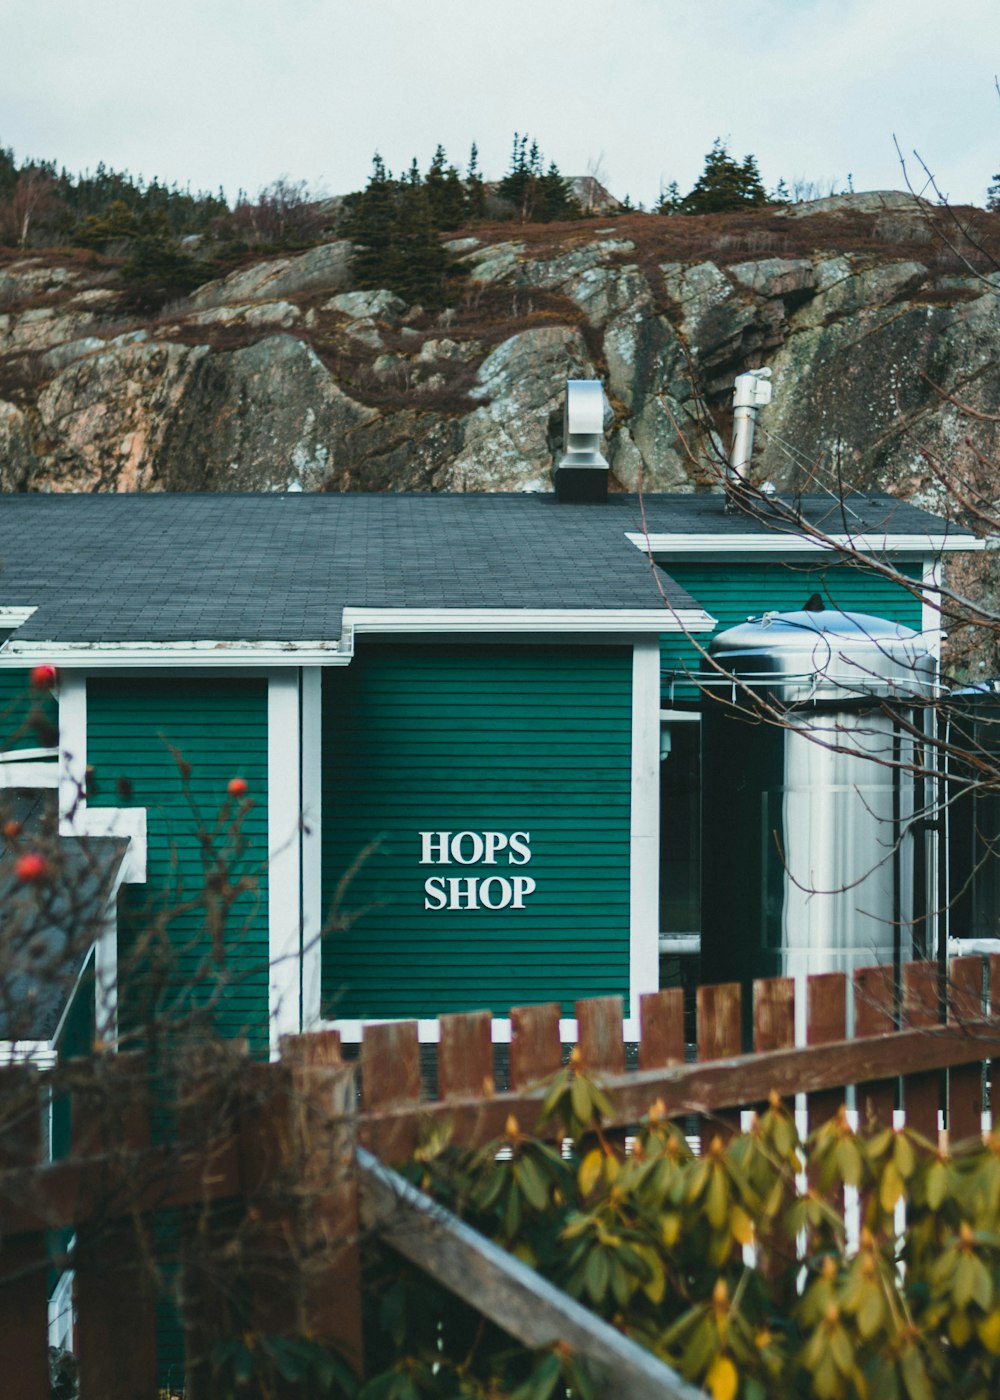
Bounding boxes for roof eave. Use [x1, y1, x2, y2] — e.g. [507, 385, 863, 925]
[0, 606, 716, 668]
[626, 531, 986, 557]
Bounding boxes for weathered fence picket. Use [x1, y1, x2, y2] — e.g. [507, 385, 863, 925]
[0, 1066, 49, 1400]
[0, 957, 998, 1398]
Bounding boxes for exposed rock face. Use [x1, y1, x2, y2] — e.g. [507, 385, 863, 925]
[0, 199, 997, 509]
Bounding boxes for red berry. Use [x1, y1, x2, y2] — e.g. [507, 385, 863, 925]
[227, 777, 248, 797]
[14, 852, 48, 882]
[30, 664, 58, 691]
[3, 820, 21, 841]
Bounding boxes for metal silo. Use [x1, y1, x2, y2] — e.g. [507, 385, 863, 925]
[700, 607, 935, 1038]
[947, 683, 1000, 954]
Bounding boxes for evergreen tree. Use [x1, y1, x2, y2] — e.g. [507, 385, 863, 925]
[498, 133, 580, 223]
[466, 143, 486, 220]
[393, 177, 448, 304]
[988, 170, 1000, 213]
[342, 151, 450, 307]
[680, 138, 771, 214]
[343, 154, 399, 290]
[655, 180, 682, 215]
[424, 145, 466, 229]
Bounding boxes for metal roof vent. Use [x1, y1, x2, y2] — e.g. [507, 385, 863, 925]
[552, 380, 609, 503]
[729, 368, 772, 481]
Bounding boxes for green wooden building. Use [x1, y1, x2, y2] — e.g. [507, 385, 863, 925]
[0, 482, 979, 1061]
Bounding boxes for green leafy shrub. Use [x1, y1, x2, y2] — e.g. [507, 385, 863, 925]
[359, 1063, 1000, 1400]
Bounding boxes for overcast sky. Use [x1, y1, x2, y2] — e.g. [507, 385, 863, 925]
[2, 0, 997, 209]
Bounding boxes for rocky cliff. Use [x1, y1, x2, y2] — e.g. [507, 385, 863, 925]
[1, 192, 998, 521]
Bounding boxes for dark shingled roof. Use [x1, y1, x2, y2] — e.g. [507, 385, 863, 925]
[0, 492, 971, 645]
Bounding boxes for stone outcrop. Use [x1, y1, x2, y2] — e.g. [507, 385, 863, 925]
[0, 198, 997, 508]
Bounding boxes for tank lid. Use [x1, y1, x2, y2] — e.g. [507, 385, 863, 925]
[708, 608, 933, 702]
[712, 608, 920, 653]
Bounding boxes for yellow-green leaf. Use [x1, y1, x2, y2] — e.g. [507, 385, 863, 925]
[971, 1255, 993, 1313]
[642, 1252, 666, 1305]
[954, 1254, 977, 1310]
[516, 1155, 549, 1212]
[706, 1354, 738, 1400]
[857, 1281, 885, 1340]
[583, 1246, 609, 1304]
[977, 1309, 1000, 1354]
[949, 1308, 972, 1347]
[830, 1323, 854, 1376]
[900, 1346, 934, 1400]
[836, 1137, 863, 1187]
[730, 1203, 754, 1245]
[894, 1132, 916, 1180]
[571, 1075, 593, 1127]
[706, 1165, 729, 1230]
[578, 1148, 603, 1198]
[880, 1160, 904, 1214]
[926, 1161, 948, 1211]
[661, 1212, 681, 1248]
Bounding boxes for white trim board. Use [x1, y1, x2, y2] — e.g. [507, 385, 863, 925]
[300, 667, 323, 1034]
[0, 606, 717, 672]
[57, 674, 147, 883]
[0, 606, 37, 629]
[268, 672, 303, 1056]
[340, 607, 715, 636]
[626, 531, 985, 557]
[629, 638, 660, 1022]
[0, 761, 59, 789]
[0, 1041, 58, 1068]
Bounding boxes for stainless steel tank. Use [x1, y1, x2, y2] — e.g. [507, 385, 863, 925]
[700, 608, 935, 1038]
[947, 683, 1000, 951]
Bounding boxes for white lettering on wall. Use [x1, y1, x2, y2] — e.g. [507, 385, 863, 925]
[419, 830, 536, 910]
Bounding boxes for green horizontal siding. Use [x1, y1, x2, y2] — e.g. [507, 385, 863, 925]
[661, 561, 924, 700]
[322, 644, 633, 1019]
[87, 678, 269, 1053]
[0, 632, 58, 751]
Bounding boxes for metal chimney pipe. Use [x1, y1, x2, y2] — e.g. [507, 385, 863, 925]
[729, 368, 773, 481]
[552, 380, 609, 502]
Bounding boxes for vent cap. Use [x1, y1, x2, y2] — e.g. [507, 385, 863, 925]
[552, 380, 609, 503]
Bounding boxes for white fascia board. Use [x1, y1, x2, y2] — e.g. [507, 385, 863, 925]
[0, 606, 37, 629]
[0, 761, 59, 789]
[0, 1041, 57, 1068]
[0, 640, 351, 668]
[626, 531, 986, 557]
[342, 606, 715, 635]
[0, 609, 716, 670]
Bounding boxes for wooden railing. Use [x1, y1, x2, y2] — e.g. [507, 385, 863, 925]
[1, 956, 998, 1399]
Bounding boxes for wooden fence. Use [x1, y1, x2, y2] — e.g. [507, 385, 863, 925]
[1, 957, 999, 1399]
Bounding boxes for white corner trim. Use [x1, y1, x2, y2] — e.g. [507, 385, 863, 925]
[57, 673, 147, 882]
[922, 558, 944, 662]
[300, 667, 323, 1033]
[57, 673, 87, 831]
[626, 530, 985, 557]
[630, 638, 660, 1023]
[268, 671, 302, 1056]
[79, 807, 147, 884]
[343, 606, 714, 636]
